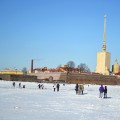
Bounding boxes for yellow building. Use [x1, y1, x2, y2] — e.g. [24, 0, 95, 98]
[96, 52, 110, 75]
[96, 15, 110, 75]
[112, 59, 120, 74]
[0, 68, 23, 75]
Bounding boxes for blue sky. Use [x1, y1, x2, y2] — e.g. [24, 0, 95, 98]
[0, 0, 120, 71]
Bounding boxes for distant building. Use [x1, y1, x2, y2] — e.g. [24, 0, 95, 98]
[112, 59, 120, 74]
[0, 68, 23, 75]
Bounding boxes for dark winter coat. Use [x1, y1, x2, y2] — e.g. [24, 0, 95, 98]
[57, 84, 60, 88]
[75, 84, 78, 91]
[104, 86, 107, 93]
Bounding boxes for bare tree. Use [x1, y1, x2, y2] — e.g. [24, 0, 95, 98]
[67, 61, 75, 68]
[22, 67, 27, 76]
[66, 61, 75, 72]
[57, 64, 62, 68]
[78, 63, 90, 72]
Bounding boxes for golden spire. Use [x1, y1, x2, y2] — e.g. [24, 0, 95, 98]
[102, 15, 106, 51]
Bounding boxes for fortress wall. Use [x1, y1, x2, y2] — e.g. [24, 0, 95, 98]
[10, 75, 37, 82]
[0, 74, 37, 82]
[1, 73, 120, 85]
[67, 73, 120, 85]
[0, 74, 11, 80]
[28, 72, 66, 81]
[28, 72, 120, 85]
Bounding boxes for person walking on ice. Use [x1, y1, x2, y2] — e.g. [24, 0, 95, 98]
[57, 83, 60, 92]
[13, 82, 15, 87]
[104, 86, 107, 98]
[53, 84, 56, 92]
[75, 83, 79, 94]
[78, 84, 84, 95]
[99, 84, 104, 98]
[19, 83, 21, 88]
[81, 84, 84, 95]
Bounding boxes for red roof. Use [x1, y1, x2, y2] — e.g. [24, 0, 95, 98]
[115, 72, 120, 76]
[44, 78, 49, 81]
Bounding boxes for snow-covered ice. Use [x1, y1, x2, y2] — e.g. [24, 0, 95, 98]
[0, 80, 120, 120]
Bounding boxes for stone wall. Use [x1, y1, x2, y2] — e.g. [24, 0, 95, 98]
[67, 73, 120, 85]
[1, 73, 120, 85]
[0, 74, 37, 82]
[11, 75, 37, 82]
[0, 74, 11, 80]
[28, 72, 67, 81]
[28, 72, 120, 85]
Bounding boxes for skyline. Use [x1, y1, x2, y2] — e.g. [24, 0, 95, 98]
[0, 0, 120, 71]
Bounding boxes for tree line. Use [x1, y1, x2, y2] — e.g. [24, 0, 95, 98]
[59, 61, 90, 72]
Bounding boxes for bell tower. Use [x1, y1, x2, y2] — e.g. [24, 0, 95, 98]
[96, 15, 111, 75]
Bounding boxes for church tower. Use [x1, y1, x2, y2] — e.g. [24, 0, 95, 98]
[96, 15, 111, 75]
[112, 59, 120, 74]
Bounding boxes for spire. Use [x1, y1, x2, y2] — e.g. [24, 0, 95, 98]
[115, 59, 119, 65]
[102, 15, 107, 51]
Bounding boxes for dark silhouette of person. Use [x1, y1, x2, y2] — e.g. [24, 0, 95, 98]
[57, 83, 60, 92]
[13, 82, 15, 87]
[104, 86, 107, 98]
[38, 84, 41, 89]
[19, 83, 21, 88]
[23, 85, 25, 88]
[75, 84, 79, 94]
[53, 84, 56, 92]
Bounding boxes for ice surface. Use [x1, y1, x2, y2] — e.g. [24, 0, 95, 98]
[0, 80, 120, 120]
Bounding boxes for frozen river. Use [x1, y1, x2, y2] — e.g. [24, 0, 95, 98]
[0, 80, 120, 120]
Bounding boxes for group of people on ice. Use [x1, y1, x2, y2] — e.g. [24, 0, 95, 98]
[38, 84, 44, 89]
[75, 84, 84, 95]
[13, 82, 25, 88]
[53, 83, 60, 92]
[13, 81, 107, 98]
[99, 84, 107, 98]
[12, 82, 61, 91]
[75, 83, 107, 98]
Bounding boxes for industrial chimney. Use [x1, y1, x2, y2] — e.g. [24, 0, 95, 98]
[31, 59, 34, 73]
